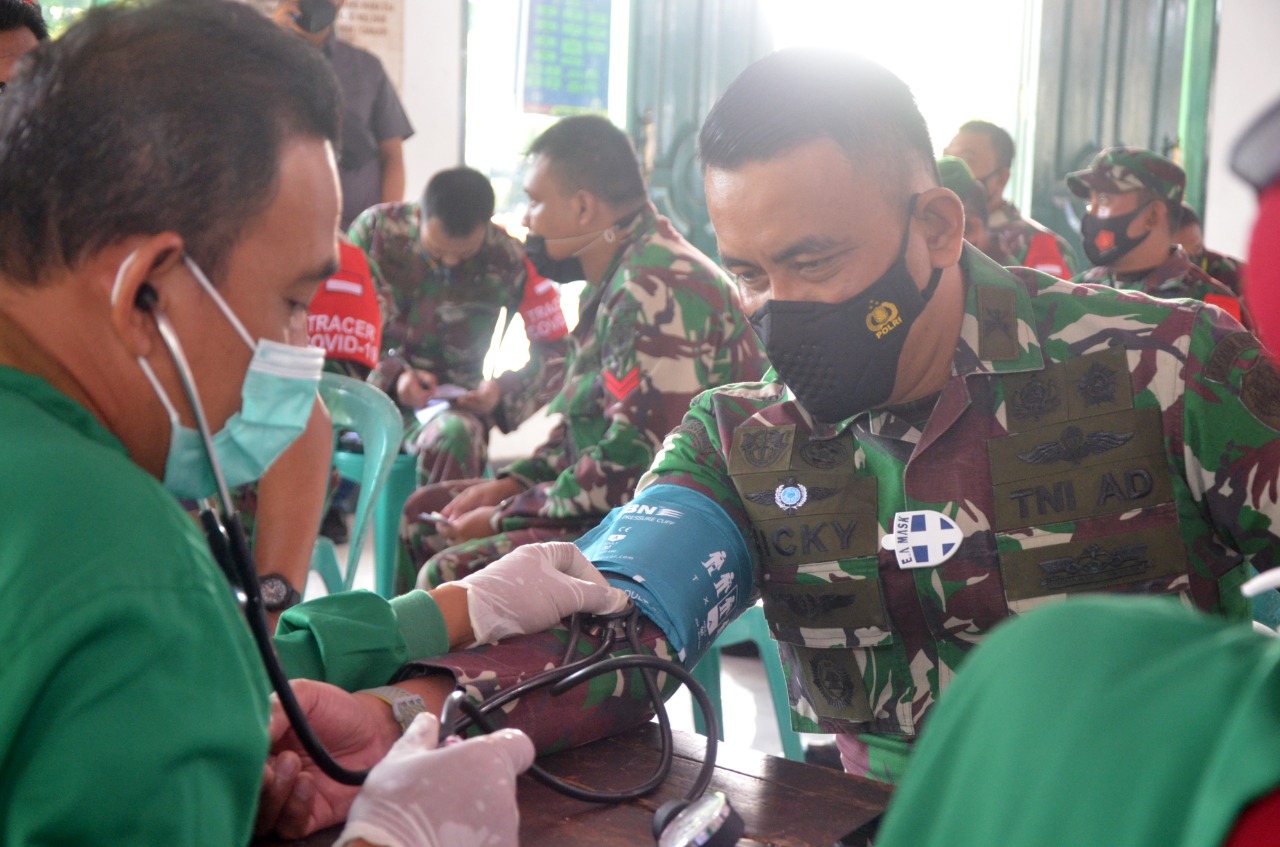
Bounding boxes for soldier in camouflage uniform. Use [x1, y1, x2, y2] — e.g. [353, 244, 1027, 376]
[255, 53, 1280, 832]
[348, 166, 568, 485]
[394, 50, 1280, 780]
[1176, 201, 1248, 296]
[937, 155, 1014, 265]
[403, 115, 764, 588]
[944, 120, 1077, 279]
[1068, 147, 1249, 329]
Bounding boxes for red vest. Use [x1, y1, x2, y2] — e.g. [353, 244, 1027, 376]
[1022, 232, 1070, 280]
[307, 241, 383, 370]
[517, 257, 569, 343]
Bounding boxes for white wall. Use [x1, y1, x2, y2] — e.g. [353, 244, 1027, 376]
[1204, 0, 1280, 258]
[399, 0, 466, 200]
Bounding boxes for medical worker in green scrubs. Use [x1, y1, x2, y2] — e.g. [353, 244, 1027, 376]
[0, 3, 626, 846]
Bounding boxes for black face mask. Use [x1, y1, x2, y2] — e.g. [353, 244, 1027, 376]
[747, 195, 942, 424]
[524, 235, 586, 283]
[294, 0, 338, 34]
[1081, 201, 1153, 266]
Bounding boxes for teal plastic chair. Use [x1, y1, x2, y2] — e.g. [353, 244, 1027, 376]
[690, 602, 806, 761]
[309, 373, 403, 596]
[332, 437, 417, 599]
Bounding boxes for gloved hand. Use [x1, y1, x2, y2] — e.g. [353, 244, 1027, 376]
[334, 712, 536, 847]
[461, 541, 631, 644]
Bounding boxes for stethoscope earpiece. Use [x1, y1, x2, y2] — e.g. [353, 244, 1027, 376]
[136, 283, 159, 312]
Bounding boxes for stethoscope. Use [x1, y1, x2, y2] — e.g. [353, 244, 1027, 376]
[141, 285, 743, 845]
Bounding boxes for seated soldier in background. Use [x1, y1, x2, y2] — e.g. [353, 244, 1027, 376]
[1177, 201, 1247, 296]
[1068, 147, 1246, 324]
[937, 155, 1014, 265]
[350, 165, 568, 486]
[944, 119, 1076, 279]
[401, 115, 763, 589]
[258, 50, 1280, 837]
[875, 102, 1280, 847]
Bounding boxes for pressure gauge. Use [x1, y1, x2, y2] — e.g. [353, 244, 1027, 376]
[653, 791, 744, 847]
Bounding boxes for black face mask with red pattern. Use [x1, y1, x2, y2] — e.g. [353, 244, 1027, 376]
[1080, 201, 1154, 266]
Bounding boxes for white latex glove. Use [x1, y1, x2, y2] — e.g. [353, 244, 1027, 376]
[461, 541, 631, 645]
[334, 712, 535, 847]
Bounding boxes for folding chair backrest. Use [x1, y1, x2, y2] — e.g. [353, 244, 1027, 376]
[311, 372, 402, 594]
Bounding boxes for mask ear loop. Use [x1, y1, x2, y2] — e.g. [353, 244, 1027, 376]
[138, 293, 237, 514]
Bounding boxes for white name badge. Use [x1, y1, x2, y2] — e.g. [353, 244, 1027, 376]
[881, 510, 964, 569]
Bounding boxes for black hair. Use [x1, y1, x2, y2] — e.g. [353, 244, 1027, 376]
[422, 166, 496, 238]
[1178, 202, 1200, 228]
[527, 114, 647, 206]
[699, 49, 938, 203]
[0, 0, 341, 287]
[959, 119, 1015, 172]
[0, 0, 47, 41]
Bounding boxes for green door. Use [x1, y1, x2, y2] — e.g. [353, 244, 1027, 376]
[626, 0, 773, 257]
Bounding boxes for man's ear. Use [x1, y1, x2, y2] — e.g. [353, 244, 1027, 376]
[573, 189, 599, 227]
[107, 233, 187, 357]
[1147, 199, 1170, 235]
[917, 186, 966, 270]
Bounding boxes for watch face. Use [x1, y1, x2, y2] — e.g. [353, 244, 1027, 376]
[260, 576, 293, 609]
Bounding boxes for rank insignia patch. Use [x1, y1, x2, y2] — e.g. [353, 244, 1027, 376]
[604, 367, 640, 401]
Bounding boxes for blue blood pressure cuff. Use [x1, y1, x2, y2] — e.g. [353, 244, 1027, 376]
[576, 484, 754, 667]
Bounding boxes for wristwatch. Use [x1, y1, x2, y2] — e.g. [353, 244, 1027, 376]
[360, 685, 428, 734]
[259, 573, 302, 612]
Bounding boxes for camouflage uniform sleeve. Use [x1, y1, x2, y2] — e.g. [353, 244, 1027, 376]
[503, 271, 735, 522]
[347, 208, 399, 328]
[393, 618, 681, 754]
[1180, 305, 1280, 573]
[638, 388, 756, 537]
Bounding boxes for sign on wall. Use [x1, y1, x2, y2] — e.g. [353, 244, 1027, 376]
[522, 0, 610, 114]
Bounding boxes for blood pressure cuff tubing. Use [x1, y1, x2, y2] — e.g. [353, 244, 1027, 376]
[576, 484, 754, 668]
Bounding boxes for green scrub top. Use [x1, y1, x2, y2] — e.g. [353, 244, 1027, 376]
[876, 596, 1280, 847]
[0, 367, 269, 847]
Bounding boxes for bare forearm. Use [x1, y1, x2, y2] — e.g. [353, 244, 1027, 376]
[378, 139, 405, 204]
[254, 401, 334, 590]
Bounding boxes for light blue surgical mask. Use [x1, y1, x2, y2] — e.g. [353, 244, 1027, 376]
[133, 255, 324, 501]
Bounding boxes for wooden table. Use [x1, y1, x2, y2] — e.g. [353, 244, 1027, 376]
[257, 724, 891, 846]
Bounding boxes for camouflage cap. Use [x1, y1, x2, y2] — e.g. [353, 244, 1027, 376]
[938, 156, 988, 221]
[1066, 147, 1185, 204]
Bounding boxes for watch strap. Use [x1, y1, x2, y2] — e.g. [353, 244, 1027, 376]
[360, 685, 428, 734]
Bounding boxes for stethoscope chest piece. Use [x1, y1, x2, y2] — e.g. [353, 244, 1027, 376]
[653, 790, 744, 847]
